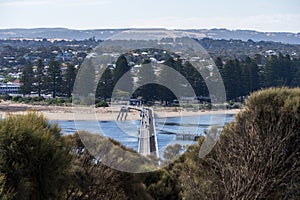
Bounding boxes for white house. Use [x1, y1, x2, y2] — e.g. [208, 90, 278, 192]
[0, 83, 21, 95]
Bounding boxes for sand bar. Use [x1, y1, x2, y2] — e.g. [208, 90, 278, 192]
[0, 102, 241, 121]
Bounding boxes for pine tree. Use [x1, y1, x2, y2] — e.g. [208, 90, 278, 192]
[164, 56, 183, 74]
[291, 58, 300, 87]
[34, 59, 45, 97]
[63, 63, 77, 98]
[240, 57, 260, 96]
[112, 55, 133, 95]
[46, 60, 62, 98]
[248, 59, 260, 92]
[183, 61, 208, 97]
[96, 68, 113, 100]
[215, 57, 223, 69]
[221, 59, 242, 100]
[157, 61, 178, 105]
[20, 60, 34, 96]
[135, 59, 158, 101]
[277, 53, 293, 86]
[253, 54, 262, 65]
[263, 55, 275, 88]
[73, 58, 96, 97]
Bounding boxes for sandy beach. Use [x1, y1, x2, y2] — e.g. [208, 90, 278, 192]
[0, 101, 241, 121]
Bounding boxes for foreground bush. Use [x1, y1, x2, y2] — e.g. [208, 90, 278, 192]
[64, 132, 152, 200]
[0, 113, 151, 200]
[2, 87, 298, 199]
[0, 112, 72, 200]
[179, 87, 300, 199]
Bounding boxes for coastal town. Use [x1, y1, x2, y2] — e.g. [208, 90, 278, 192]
[1, 36, 300, 100]
[0, 0, 299, 198]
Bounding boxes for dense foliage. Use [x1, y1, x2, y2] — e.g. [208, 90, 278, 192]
[0, 88, 299, 199]
[154, 87, 300, 199]
[0, 113, 152, 199]
[0, 113, 71, 199]
[218, 54, 300, 100]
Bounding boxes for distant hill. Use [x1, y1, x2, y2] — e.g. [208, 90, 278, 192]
[0, 28, 299, 44]
[0, 28, 126, 41]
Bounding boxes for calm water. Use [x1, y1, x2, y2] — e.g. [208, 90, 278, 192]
[52, 114, 235, 154]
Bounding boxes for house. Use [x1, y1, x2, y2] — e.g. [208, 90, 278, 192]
[0, 82, 21, 95]
[265, 50, 277, 56]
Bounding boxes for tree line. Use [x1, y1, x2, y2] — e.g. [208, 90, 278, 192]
[98, 52, 300, 102]
[217, 53, 300, 100]
[20, 52, 300, 102]
[20, 59, 77, 98]
[96, 54, 210, 105]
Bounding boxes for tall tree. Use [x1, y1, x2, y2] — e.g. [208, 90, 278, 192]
[20, 60, 34, 96]
[46, 60, 62, 98]
[164, 56, 182, 73]
[277, 53, 293, 86]
[73, 58, 96, 97]
[221, 59, 242, 100]
[112, 55, 133, 95]
[34, 59, 45, 97]
[263, 54, 295, 88]
[182, 61, 208, 97]
[157, 62, 177, 105]
[96, 68, 113, 100]
[253, 54, 262, 65]
[134, 59, 158, 101]
[214, 57, 223, 70]
[291, 58, 300, 87]
[240, 57, 260, 96]
[63, 63, 77, 98]
[263, 55, 278, 88]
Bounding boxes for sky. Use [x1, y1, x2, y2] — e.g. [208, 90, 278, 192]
[0, 0, 299, 33]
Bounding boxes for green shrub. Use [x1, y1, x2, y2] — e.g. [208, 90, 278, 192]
[205, 103, 212, 109]
[32, 96, 45, 102]
[56, 98, 65, 104]
[65, 97, 72, 104]
[188, 87, 300, 199]
[12, 96, 23, 102]
[23, 97, 32, 103]
[95, 101, 109, 107]
[0, 95, 12, 101]
[0, 112, 72, 199]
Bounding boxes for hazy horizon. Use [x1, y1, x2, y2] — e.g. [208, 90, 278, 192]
[0, 27, 299, 34]
[0, 0, 299, 33]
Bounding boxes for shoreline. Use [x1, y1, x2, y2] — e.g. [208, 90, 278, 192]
[0, 102, 241, 121]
